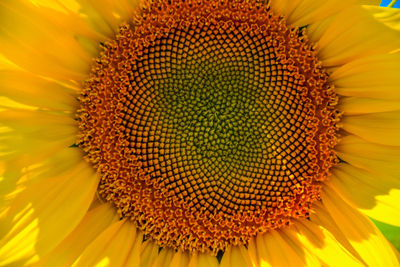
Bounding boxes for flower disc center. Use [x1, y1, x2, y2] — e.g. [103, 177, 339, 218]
[78, 0, 339, 254]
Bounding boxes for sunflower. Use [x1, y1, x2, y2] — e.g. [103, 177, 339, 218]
[1, 0, 400, 266]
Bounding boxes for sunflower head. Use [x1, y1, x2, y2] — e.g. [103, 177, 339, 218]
[1, 0, 399, 266]
[78, 0, 340, 254]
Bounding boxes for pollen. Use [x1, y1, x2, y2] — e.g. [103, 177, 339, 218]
[78, 0, 340, 254]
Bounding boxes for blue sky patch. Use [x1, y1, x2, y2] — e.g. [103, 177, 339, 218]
[380, 0, 400, 8]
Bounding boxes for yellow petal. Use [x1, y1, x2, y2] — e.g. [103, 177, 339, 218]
[335, 86, 400, 101]
[255, 234, 272, 267]
[0, 0, 96, 82]
[0, 53, 21, 71]
[187, 252, 219, 267]
[0, 134, 65, 168]
[0, 111, 76, 186]
[284, 219, 361, 266]
[360, 0, 383, 4]
[138, 240, 159, 267]
[30, 0, 81, 14]
[364, 5, 400, 31]
[311, 202, 366, 263]
[77, 0, 141, 38]
[308, 7, 400, 67]
[247, 238, 262, 267]
[0, 109, 76, 142]
[330, 164, 400, 226]
[271, 0, 358, 27]
[0, 70, 78, 111]
[168, 250, 190, 267]
[150, 247, 175, 267]
[331, 53, 400, 100]
[342, 110, 400, 146]
[72, 220, 137, 267]
[318, 185, 399, 266]
[220, 245, 252, 267]
[338, 97, 400, 115]
[335, 135, 400, 177]
[0, 132, 77, 194]
[0, 147, 87, 224]
[367, 190, 400, 226]
[255, 228, 318, 267]
[28, 0, 104, 57]
[121, 229, 143, 267]
[0, 159, 98, 265]
[0, 96, 37, 112]
[37, 203, 119, 267]
[5, 146, 84, 187]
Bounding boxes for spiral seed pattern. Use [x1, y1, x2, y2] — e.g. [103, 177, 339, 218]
[78, 0, 340, 253]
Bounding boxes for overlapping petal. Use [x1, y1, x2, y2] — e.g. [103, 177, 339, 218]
[0, 0, 399, 266]
[0, 153, 98, 265]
